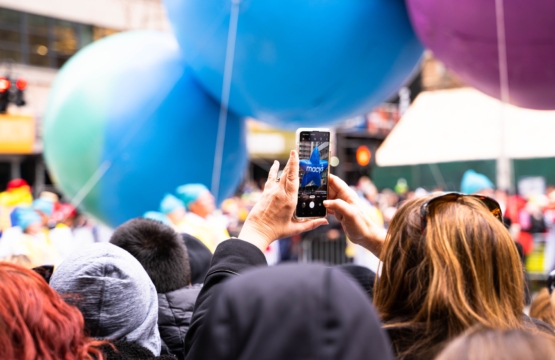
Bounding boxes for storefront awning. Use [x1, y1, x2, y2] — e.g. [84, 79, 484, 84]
[376, 88, 555, 166]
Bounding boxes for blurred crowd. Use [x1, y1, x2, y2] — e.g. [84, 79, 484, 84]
[0, 179, 110, 268]
[3, 153, 555, 359]
[3, 169, 555, 274]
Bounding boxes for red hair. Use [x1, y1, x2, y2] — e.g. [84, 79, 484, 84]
[0, 262, 106, 360]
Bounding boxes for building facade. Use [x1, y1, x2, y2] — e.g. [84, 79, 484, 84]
[0, 0, 168, 193]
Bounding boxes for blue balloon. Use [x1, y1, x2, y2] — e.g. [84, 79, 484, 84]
[163, 0, 423, 129]
[44, 31, 247, 228]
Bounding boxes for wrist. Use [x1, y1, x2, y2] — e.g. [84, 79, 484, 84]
[364, 227, 387, 258]
[238, 223, 273, 252]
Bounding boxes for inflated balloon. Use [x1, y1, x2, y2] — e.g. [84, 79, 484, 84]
[406, 0, 555, 110]
[163, 0, 423, 129]
[44, 31, 247, 228]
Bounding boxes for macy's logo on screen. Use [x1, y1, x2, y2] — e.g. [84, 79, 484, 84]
[305, 166, 324, 173]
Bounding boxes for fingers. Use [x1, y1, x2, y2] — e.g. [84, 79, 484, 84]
[265, 160, 280, 187]
[292, 218, 329, 234]
[323, 199, 354, 218]
[282, 150, 299, 194]
[328, 174, 359, 203]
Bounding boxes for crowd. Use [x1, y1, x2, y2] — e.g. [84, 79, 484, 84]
[2, 152, 555, 359]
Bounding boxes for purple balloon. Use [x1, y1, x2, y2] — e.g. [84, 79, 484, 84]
[406, 0, 555, 110]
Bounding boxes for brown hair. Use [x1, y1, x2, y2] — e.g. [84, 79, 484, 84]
[435, 327, 555, 360]
[374, 196, 526, 359]
[0, 262, 106, 360]
[530, 288, 555, 326]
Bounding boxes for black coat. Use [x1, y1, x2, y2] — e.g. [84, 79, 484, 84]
[158, 285, 202, 360]
[100, 340, 176, 359]
[181, 233, 212, 284]
[184, 239, 393, 360]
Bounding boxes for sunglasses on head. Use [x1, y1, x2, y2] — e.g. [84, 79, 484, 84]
[420, 192, 503, 233]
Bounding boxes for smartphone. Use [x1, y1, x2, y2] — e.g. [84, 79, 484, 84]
[295, 128, 331, 219]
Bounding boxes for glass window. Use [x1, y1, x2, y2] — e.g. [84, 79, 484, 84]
[0, 28, 21, 43]
[0, 8, 21, 29]
[93, 27, 118, 41]
[0, 48, 22, 63]
[27, 14, 49, 35]
[78, 24, 93, 48]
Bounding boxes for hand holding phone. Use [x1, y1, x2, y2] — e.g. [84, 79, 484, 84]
[238, 151, 328, 251]
[295, 128, 331, 219]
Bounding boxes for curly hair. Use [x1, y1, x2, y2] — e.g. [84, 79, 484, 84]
[0, 262, 106, 360]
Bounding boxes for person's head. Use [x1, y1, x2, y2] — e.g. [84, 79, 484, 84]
[33, 198, 54, 225]
[110, 218, 191, 293]
[16, 207, 43, 234]
[189, 263, 393, 360]
[435, 327, 555, 360]
[461, 169, 495, 196]
[374, 195, 525, 357]
[530, 288, 555, 326]
[159, 193, 187, 225]
[50, 243, 161, 355]
[0, 262, 104, 360]
[177, 183, 215, 218]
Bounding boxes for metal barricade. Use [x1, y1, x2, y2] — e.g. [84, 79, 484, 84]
[299, 233, 353, 265]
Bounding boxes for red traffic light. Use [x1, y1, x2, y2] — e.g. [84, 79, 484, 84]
[0, 77, 10, 92]
[356, 145, 371, 166]
[16, 78, 27, 91]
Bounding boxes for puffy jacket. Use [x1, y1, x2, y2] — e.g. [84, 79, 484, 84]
[158, 284, 202, 360]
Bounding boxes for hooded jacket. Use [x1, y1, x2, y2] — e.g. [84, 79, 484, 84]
[50, 243, 161, 355]
[158, 284, 202, 360]
[185, 239, 393, 360]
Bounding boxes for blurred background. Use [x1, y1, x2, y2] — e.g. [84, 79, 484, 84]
[0, 0, 554, 282]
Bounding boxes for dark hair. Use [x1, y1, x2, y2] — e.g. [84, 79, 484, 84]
[110, 218, 191, 293]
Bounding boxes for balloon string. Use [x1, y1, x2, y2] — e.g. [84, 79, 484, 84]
[211, 0, 241, 198]
[495, 0, 510, 103]
[70, 161, 111, 208]
[494, 0, 512, 191]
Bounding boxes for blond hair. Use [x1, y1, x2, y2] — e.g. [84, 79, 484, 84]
[530, 288, 555, 326]
[374, 196, 526, 359]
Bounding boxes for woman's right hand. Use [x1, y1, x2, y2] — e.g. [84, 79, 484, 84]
[323, 174, 387, 257]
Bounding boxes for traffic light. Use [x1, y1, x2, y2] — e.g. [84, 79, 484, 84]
[0, 77, 10, 113]
[0, 76, 27, 112]
[15, 78, 27, 106]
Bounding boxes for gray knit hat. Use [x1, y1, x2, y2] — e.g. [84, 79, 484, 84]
[50, 242, 161, 355]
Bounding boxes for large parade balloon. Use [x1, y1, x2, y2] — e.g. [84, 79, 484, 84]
[406, 0, 555, 110]
[44, 31, 247, 228]
[163, 0, 423, 129]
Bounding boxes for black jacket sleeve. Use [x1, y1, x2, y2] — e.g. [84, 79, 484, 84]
[184, 239, 267, 357]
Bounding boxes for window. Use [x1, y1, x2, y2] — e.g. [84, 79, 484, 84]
[0, 7, 117, 69]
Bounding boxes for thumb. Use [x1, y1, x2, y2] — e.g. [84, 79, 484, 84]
[292, 218, 329, 234]
[323, 199, 354, 217]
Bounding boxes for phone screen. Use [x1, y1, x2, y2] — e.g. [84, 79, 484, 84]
[296, 130, 330, 218]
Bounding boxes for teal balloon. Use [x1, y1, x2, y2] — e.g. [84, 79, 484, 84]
[163, 0, 424, 129]
[43, 31, 248, 228]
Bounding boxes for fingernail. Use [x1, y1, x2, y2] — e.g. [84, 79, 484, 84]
[274, 160, 278, 166]
[290, 150, 295, 158]
[323, 200, 330, 206]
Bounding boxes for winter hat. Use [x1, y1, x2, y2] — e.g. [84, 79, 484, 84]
[461, 170, 494, 194]
[159, 194, 185, 215]
[16, 208, 42, 231]
[32, 198, 54, 216]
[143, 211, 172, 226]
[176, 184, 209, 210]
[186, 263, 394, 360]
[50, 243, 161, 355]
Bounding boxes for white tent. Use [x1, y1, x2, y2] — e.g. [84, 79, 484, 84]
[376, 88, 555, 167]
